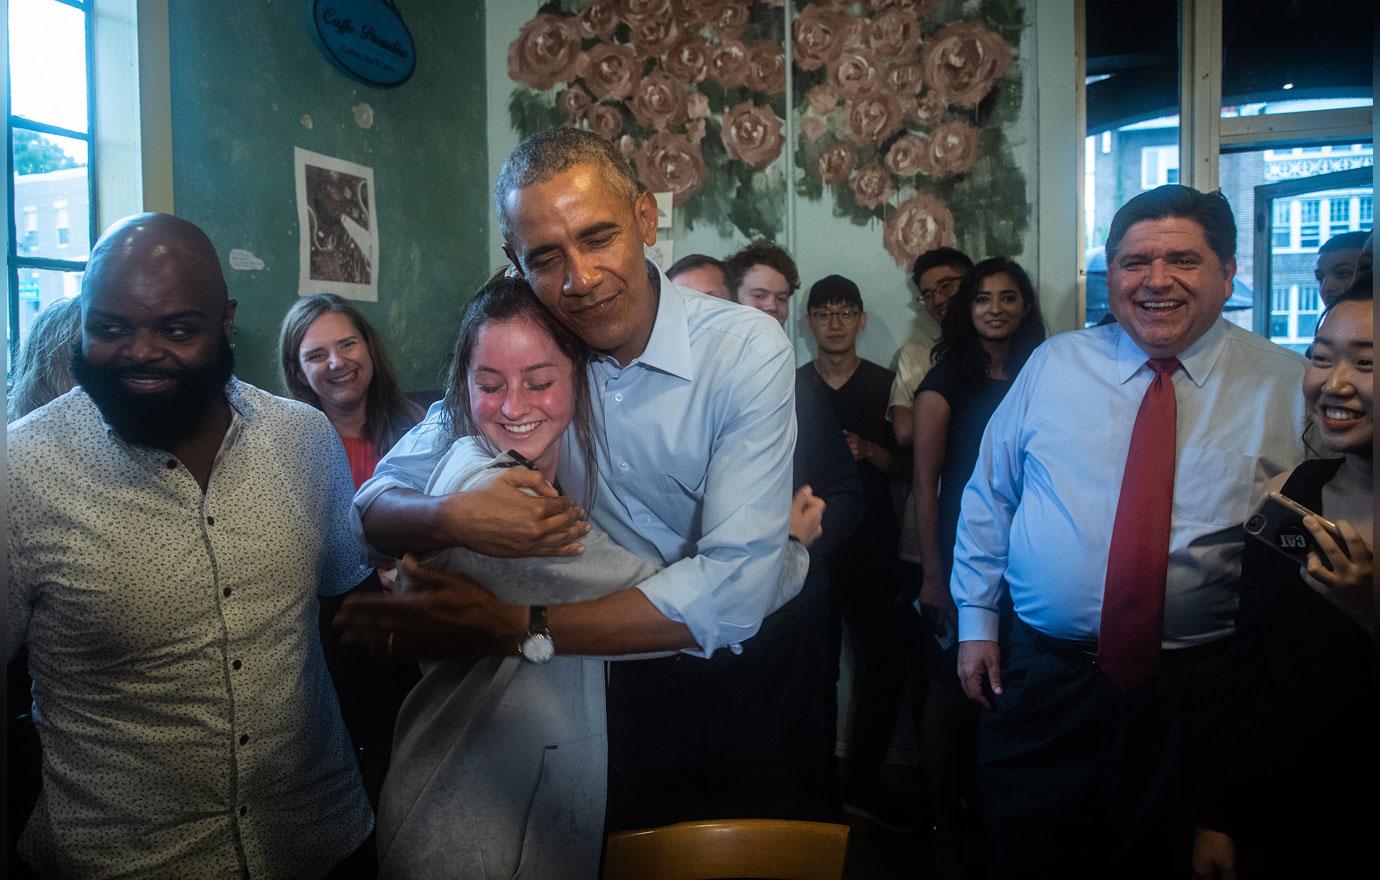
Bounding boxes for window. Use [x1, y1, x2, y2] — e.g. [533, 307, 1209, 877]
[6, 0, 95, 374]
[1328, 197, 1351, 227]
[1080, 0, 1372, 333]
[1141, 145, 1181, 189]
[1271, 201, 1291, 248]
[55, 200, 71, 246]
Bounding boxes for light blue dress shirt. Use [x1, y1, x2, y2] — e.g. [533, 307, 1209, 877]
[951, 318, 1306, 648]
[356, 263, 798, 657]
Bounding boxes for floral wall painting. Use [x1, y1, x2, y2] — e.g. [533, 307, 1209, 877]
[506, 0, 1029, 267]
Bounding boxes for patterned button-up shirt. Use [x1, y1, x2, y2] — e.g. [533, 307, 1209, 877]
[7, 380, 373, 879]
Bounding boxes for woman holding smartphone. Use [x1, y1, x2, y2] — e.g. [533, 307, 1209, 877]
[1193, 274, 1373, 879]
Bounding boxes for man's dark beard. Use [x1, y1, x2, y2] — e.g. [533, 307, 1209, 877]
[70, 338, 235, 450]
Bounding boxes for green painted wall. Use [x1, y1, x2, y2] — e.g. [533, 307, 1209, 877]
[169, 1, 488, 392]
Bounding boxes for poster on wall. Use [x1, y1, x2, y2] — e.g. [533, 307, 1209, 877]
[294, 147, 379, 301]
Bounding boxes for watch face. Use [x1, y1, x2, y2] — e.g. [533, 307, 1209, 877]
[520, 633, 555, 664]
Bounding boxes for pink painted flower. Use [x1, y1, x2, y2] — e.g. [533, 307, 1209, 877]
[634, 130, 708, 205]
[630, 70, 689, 131]
[666, 35, 711, 85]
[883, 132, 927, 177]
[578, 0, 621, 40]
[687, 91, 711, 119]
[912, 90, 946, 126]
[721, 101, 786, 168]
[844, 91, 903, 145]
[672, 0, 723, 30]
[829, 48, 882, 99]
[883, 190, 956, 268]
[921, 118, 981, 177]
[508, 14, 583, 91]
[557, 84, 593, 120]
[686, 118, 707, 143]
[618, 0, 672, 26]
[584, 42, 642, 102]
[801, 114, 828, 143]
[808, 84, 840, 116]
[850, 164, 895, 210]
[884, 61, 925, 97]
[619, 134, 637, 159]
[868, 8, 922, 58]
[710, 1, 752, 39]
[629, 14, 680, 60]
[746, 40, 786, 95]
[708, 38, 750, 88]
[920, 20, 1014, 109]
[587, 102, 625, 141]
[817, 139, 857, 185]
[791, 4, 848, 72]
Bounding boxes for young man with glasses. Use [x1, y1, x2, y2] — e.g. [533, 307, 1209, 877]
[800, 273, 920, 831]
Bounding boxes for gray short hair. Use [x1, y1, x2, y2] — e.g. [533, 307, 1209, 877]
[494, 127, 640, 241]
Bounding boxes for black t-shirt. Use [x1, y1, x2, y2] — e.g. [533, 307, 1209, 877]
[915, 358, 1012, 573]
[798, 359, 898, 551]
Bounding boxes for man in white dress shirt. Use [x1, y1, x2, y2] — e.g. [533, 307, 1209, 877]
[7, 213, 373, 878]
[950, 186, 1305, 878]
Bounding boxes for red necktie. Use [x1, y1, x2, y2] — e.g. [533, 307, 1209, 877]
[1099, 357, 1180, 693]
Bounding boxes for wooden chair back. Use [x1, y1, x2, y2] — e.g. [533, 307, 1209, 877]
[602, 818, 850, 880]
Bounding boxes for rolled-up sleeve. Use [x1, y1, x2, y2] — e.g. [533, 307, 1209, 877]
[950, 348, 1038, 643]
[633, 336, 797, 657]
[352, 402, 448, 558]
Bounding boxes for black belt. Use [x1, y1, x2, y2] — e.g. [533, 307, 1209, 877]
[1021, 618, 1232, 670]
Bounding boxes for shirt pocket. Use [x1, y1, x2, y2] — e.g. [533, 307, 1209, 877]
[1174, 447, 1257, 527]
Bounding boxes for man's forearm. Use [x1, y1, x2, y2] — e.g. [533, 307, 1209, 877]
[549, 588, 698, 655]
[361, 487, 450, 559]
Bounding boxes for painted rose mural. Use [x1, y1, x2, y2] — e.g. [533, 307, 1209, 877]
[507, 0, 1028, 265]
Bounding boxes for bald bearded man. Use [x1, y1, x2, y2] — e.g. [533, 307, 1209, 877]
[7, 213, 375, 878]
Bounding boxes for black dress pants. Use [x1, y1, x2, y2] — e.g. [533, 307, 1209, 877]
[604, 587, 837, 830]
[979, 617, 1237, 880]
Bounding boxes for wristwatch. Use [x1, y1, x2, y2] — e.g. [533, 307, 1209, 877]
[519, 605, 554, 664]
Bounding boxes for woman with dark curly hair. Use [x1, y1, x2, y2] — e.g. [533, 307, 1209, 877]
[278, 293, 423, 488]
[910, 256, 1045, 876]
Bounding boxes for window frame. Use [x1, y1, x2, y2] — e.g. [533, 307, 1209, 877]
[6, 0, 98, 370]
[1076, 0, 1374, 330]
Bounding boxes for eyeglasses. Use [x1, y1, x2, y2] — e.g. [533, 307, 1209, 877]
[917, 274, 962, 304]
[808, 308, 860, 324]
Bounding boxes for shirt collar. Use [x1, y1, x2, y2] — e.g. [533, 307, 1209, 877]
[600, 259, 694, 382]
[1114, 317, 1228, 387]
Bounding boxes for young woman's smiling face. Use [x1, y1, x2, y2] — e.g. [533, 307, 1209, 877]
[1304, 299, 1373, 458]
[468, 316, 576, 477]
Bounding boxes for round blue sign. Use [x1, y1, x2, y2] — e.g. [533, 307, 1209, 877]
[310, 0, 416, 88]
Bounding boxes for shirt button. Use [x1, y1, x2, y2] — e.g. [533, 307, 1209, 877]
[620, 461, 630, 471]
[238, 805, 247, 817]
[223, 587, 232, 598]
[232, 659, 242, 670]
[239, 734, 249, 745]
[613, 392, 624, 402]
[165, 459, 177, 469]
[206, 516, 215, 526]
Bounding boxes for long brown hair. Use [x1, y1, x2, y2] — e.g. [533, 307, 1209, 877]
[441, 271, 598, 504]
[277, 293, 423, 455]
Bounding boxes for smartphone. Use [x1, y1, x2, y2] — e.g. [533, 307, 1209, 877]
[1243, 492, 1344, 566]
